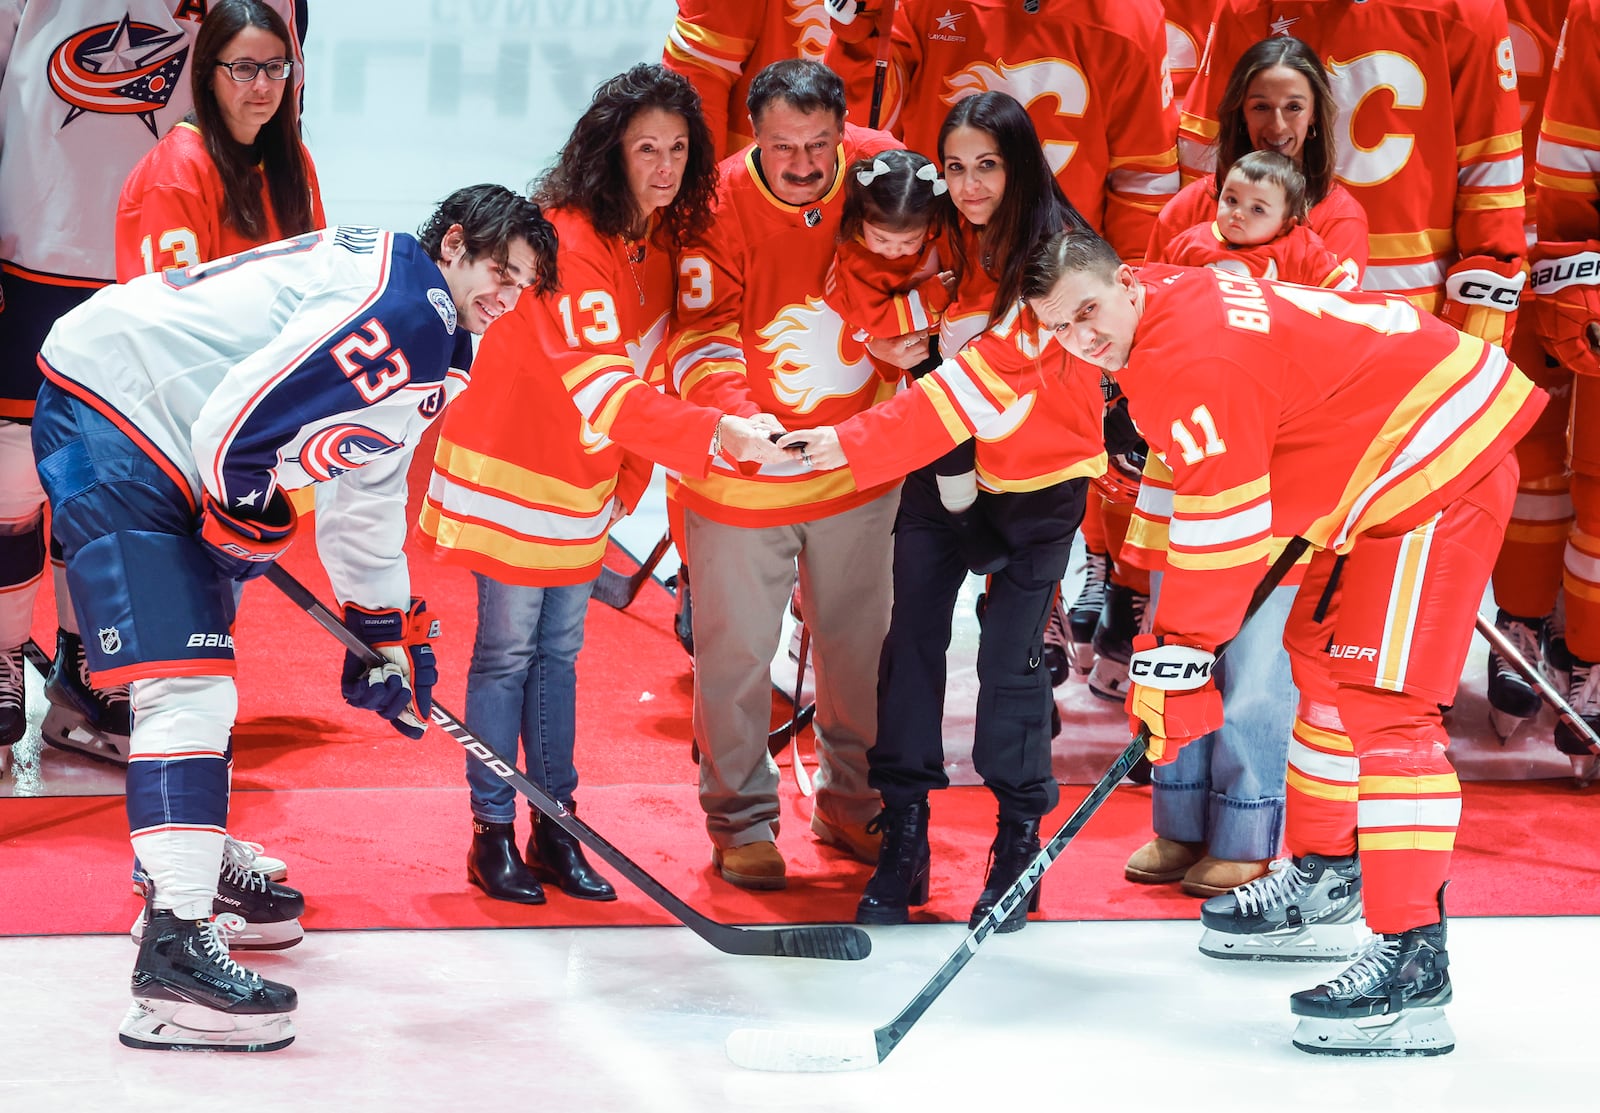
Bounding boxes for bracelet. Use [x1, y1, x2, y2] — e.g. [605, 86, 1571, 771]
[710, 416, 723, 457]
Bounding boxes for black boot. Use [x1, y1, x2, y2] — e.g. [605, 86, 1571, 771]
[855, 800, 932, 925]
[528, 804, 617, 902]
[467, 819, 546, 904]
[968, 816, 1043, 933]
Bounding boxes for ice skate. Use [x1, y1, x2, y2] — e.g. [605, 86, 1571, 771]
[1087, 581, 1147, 702]
[1290, 886, 1454, 1057]
[1041, 589, 1073, 687]
[1066, 548, 1109, 677]
[0, 645, 23, 777]
[1485, 610, 1542, 739]
[1199, 853, 1370, 962]
[119, 908, 296, 1052]
[222, 833, 289, 883]
[132, 848, 306, 950]
[40, 629, 131, 764]
[1541, 600, 1573, 693]
[1554, 659, 1600, 787]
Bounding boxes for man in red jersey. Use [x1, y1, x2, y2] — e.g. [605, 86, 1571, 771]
[1024, 228, 1544, 1057]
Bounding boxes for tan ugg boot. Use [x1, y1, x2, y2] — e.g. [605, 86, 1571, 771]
[1124, 837, 1204, 884]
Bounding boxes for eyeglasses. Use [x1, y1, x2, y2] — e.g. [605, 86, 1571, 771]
[215, 59, 294, 82]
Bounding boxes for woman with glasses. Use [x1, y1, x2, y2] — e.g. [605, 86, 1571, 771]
[116, 0, 323, 280]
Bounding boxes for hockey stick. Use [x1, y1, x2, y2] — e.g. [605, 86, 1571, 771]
[788, 621, 814, 796]
[21, 638, 52, 676]
[265, 565, 870, 962]
[590, 531, 673, 610]
[727, 536, 1310, 1071]
[1475, 612, 1600, 755]
[866, 0, 897, 129]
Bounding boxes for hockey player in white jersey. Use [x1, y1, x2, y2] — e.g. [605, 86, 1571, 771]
[31, 184, 557, 1053]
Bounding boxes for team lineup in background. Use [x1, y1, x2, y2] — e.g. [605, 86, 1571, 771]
[1, 0, 1596, 1065]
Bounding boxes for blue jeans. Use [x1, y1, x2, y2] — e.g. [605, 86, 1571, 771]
[463, 573, 594, 823]
[1149, 573, 1297, 861]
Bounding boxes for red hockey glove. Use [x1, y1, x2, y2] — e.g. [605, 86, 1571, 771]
[1439, 255, 1526, 349]
[196, 488, 298, 581]
[1125, 634, 1222, 765]
[1528, 242, 1600, 378]
[340, 600, 440, 739]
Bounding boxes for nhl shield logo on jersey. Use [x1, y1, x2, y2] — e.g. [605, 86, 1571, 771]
[98, 627, 123, 655]
[47, 15, 189, 135]
[293, 423, 406, 482]
[427, 288, 457, 333]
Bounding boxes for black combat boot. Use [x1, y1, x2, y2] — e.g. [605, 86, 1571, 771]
[467, 819, 546, 904]
[968, 816, 1043, 933]
[529, 803, 617, 901]
[855, 800, 932, 925]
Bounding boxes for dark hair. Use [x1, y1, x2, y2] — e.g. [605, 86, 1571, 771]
[1212, 36, 1338, 207]
[746, 58, 846, 128]
[532, 63, 718, 250]
[1021, 229, 1124, 304]
[838, 149, 945, 242]
[188, 0, 313, 240]
[416, 184, 559, 296]
[938, 92, 1089, 323]
[1225, 150, 1309, 224]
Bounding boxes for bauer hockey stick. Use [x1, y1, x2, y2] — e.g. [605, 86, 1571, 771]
[590, 531, 674, 610]
[1475, 613, 1600, 755]
[266, 565, 870, 962]
[726, 536, 1311, 1071]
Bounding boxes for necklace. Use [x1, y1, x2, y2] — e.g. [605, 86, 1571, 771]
[621, 234, 646, 306]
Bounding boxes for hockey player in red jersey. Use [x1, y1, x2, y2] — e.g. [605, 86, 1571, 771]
[1024, 229, 1544, 1056]
[1529, 0, 1600, 778]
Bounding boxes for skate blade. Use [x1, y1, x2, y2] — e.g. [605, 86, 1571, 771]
[1067, 639, 1095, 677]
[1572, 756, 1600, 789]
[1292, 1007, 1454, 1057]
[119, 1000, 295, 1053]
[130, 910, 305, 951]
[1487, 706, 1528, 742]
[1198, 921, 1372, 963]
[40, 706, 130, 765]
[1085, 662, 1131, 703]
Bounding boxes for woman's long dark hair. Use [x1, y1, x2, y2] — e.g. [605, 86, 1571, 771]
[1212, 36, 1339, 207]
[937, 92, 1088, 323]
[189, 0, 314, 239]
[532, 63, 718, 251]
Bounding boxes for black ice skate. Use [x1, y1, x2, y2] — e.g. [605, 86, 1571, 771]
[131, 847, 306, 950]
[1290, 885, 1454, 1057]
[1485, 609, 1543, 739]
[1042, 589, 1073, 688]
[1066, 548, 1109, 678]
[119, 908, 297, 1052]
[1555, 658, 1600, 787]
[1087, 581, 1147, 702]
[1199, 853, 1370, 962]
[1, 646, 24, 772]
[40, 629, 132, 764]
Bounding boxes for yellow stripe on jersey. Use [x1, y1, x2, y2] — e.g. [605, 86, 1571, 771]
[960, 348, 1025, 411]
[1167, 536, 1274, 571]
[1365, 228, 1455, 261]
[687, 466, 861, 510]
[1358, 773, 1462, 795]
[976, 451, 1106, 494]
[919, 377, 981, 445]
[1534, 171, 1600, 199]
[1456, 189, 1526, 211]
[432, 437, 616, 511]
[1540, 117, 1600, 148]
[1171, 475, 1270, 516]
[1457, 133, 1522, 162]
[1286, 767, 1360, 802]
[418, 505, 609, 572]
[1359, 831, 1456, 852]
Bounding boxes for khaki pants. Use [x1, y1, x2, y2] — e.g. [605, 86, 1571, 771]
[685, 488, 899, 847]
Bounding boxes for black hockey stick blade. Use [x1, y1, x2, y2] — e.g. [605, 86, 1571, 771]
[590, 532, 674, 610]
[727, 537, 1310, 1070]
[265, 565, 869, 963]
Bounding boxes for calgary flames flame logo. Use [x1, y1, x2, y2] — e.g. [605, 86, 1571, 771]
[47, 14, 189, 134]
[788, 2, 833, 61]
[758, 298, 875, 414]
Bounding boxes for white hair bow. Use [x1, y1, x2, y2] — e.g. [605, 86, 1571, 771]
[916, 162, 949, 196]
[856, 158, 891, 186]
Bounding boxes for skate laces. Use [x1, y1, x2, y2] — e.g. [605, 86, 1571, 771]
[221, 848, 271, 893]
[1231, 857, 1306, 917]
[1072, 552, 1110, 617]
[0, 647, 22, 709]
[1493, 615, 1541, 680]
[1323, 937, 1399, 1000]
[200, 913, 260, 985]
[1571, 662, 1600, 717]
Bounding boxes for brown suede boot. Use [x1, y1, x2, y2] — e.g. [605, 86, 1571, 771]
[711, 840, 787, 890]
[1124, 837, 1204, 884]
[1181, 855, 1270, 898]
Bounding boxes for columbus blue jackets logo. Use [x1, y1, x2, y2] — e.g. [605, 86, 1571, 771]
[428, 288, 457, 333]
[47, 15, 189, 134]
[293, 424, 406, 481]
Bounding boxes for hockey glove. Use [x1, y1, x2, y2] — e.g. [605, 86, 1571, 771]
[1528, 241, 1600, 378]
[1125, 634, 1222, 765]
[1439, 255, 1526, 349]
[340, 599, 440, 739]
[826, 0, 863, 24]
[196, 488, 298, 581]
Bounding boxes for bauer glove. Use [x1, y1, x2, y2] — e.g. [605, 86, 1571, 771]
[1439, 255, 1526, 349]
[1528, 241, 1600, 378]
[340, 599, 440, 739]
[1125, 634, 1222, 765]
[196, 488, 297, 581]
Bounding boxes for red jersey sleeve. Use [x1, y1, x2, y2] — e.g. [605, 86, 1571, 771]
[1534, 0, 1600, 244]
[661, 1, 765, 158]
[824, 236, 946, 341]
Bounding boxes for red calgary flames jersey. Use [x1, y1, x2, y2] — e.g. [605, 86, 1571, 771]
[1164, 0, 1217, 109]
[1534, 0, 1600, 243]
[668, 124, 903, 526]
[1161, 221, 1358, 288]
[830, 0, 1179, 260]
[1505, 0, 1567, 220]
[1181, 0, 1525, 308]
[115, 123, 325, 282]
[1148, 178, 1370, 281]
[824, 234, 949, 343]
[1123, 264, 1543, 649]
[662, 0, 833, 158]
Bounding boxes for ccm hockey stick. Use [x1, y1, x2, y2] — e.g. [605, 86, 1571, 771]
[591, 531, 674, 610]
[267, 565, 870, 962]
[1475, 613, 1600, 755]
[727, 537, 1309, 1071]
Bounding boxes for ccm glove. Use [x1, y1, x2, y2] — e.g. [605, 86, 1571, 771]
[1528, 241, 1600, 378]
[340, 599, 440, 739]
[826, 0, 863, 23]
[1439, 254, 1526, 348]
[196, 488, 297, 581]
[1125, 634, 1222, 766]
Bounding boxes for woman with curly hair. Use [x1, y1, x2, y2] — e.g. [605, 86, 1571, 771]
[418, 63, 783, 905]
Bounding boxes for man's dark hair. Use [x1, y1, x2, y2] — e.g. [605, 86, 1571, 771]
[1021, 229, 1125, 304]
[747, 59, 846, 128]
[416, 184, 558, 295]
